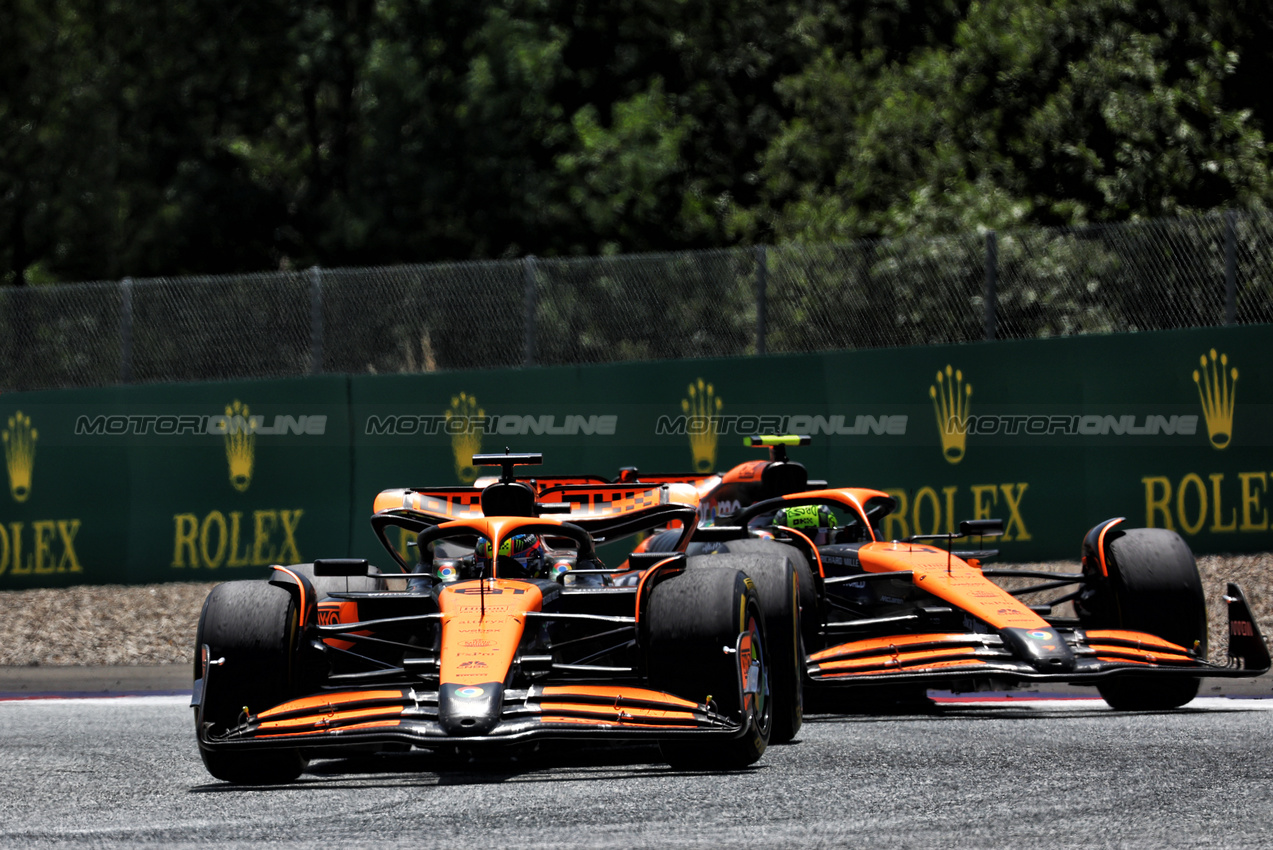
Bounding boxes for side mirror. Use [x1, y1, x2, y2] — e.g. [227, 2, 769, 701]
[959, 519, 1004, 538]
[314, 558, 371, 577]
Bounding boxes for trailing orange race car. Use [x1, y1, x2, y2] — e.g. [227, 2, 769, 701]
[531, 436, 1271, 710]
[192, 453, 794, 784]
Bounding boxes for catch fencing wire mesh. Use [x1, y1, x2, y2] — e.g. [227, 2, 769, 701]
[532, 248, 757, 365]
[128, 271, 312, 383]
[1, 210, 1270, 391]
[317, 261, 526, 375]
[0, 280, 123, 390]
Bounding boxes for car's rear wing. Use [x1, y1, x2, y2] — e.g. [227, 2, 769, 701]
[371, 483, 702, 567]
[472, 471, 721, 492]
[375, 480, 702, 523]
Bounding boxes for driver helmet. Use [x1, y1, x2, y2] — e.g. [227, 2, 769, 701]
[474, 533, 544, 577]
[773, 504, 838, 545]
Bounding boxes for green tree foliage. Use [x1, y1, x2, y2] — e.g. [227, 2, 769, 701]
[745, 0, 1272, 244]
[2, 0, 1273, 286]
[0, 0, 298, 283]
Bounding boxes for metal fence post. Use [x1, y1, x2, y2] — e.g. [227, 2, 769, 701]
[119, 277, 133, 383]
[755, 245, 768, 356]
[984, 231, 998, 341]
[309, 266, 323, 374]
[1224, 209, 1238, 325]
[523, 255, 537, 366]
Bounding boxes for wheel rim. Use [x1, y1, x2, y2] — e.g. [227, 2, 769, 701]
[740, 612, 772, 738]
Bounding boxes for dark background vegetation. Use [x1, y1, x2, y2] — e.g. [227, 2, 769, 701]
[2, 0, 1270, 286]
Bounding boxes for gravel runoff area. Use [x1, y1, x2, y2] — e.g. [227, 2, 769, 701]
[0, 553, 1270, 669]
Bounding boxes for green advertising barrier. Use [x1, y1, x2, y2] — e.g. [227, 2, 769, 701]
[810, 325, 1273, 559]
[0, 386, 132, 588]
[348, 323, 1273, 565]
[0, 376, 352, 589]
[1, 323, 1268, 588]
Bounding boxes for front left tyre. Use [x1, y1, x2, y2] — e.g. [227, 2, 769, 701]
[194, 580, 310, 783]
[644, 567, 772, 769]
[688, 552, 804, 744]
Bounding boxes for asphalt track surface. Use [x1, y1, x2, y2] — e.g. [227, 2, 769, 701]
[3, 689, 1272, 849]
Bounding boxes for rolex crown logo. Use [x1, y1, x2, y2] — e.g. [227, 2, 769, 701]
[223, 399, 256, 492]
[1193, 349, 1237, 450]
[446, 392, 483, 483]
[682, 378, 722, 473]
[930, 365, 972, 465]
[2, 411, 37, 502]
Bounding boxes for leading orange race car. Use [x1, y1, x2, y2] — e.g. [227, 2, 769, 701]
[192, 452, 794, 783]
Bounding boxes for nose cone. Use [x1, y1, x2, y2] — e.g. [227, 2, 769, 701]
[1000, 627, 1077, 673]
[438, 682, 504, 736]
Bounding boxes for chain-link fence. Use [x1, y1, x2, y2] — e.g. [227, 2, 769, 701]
[3, 210, 1271, 391]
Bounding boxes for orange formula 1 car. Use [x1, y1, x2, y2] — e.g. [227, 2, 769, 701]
[192, 453, 786, 784]
[566, 437, 1271, 711]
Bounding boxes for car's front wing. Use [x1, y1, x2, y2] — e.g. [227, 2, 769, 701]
[809, 580, 1269, 689]
[196, 682, 749, 753]
[807, 627, 1264, 688]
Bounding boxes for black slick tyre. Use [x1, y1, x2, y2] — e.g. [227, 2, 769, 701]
[643, 534, 821, 654]
[1077, 526, 1207, 710]
[711, 538, 821, 653]
[688, 553, 803, 744]
[645, 568, 771, 769]
[194, 580, 309, 783]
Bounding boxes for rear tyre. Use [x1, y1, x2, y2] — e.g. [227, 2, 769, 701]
[689, 553, 803, 744]
[645, 568, 771, 768]
[1077, 526, 1207, 710]
[711, 538, 821, 654]
[194, 581, 309, 783]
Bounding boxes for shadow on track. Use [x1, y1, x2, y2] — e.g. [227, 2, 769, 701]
[188, 742, 770, 792]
